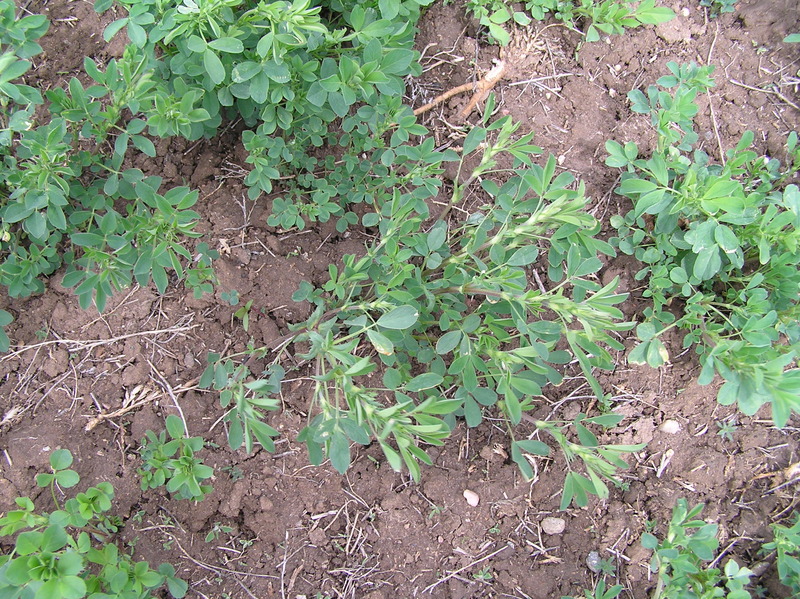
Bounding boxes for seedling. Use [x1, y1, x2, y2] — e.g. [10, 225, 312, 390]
[562, 580, 623, 599]
[642, 499, 754, 599]
[607, 62, 800, 427]
[0, 450, 187, 598]
[205, 522, 233, 543]
[716, 418, 738, 442]
[138, 414, 214, 501]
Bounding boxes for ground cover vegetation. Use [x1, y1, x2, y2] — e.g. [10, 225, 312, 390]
[1, 0, 799, 597]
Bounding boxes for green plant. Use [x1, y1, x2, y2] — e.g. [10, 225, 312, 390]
[464, 0, 533, 45]
[715, 418, 738, 442]
[138, 414, 214, 501]
[222, 465, 244, 481]
[0, 1, 216, 315]
[785, 34, 800, 43]
[0, 449, 187, 598]
[643, 499, 753, 599]
[99, 0, 437, 234]
[699, 0, 737, 17]
[473, 566, 493, 582]
[202, 115, 642, 508]
[522, 0, 675, 43]
[762, 513, 800, 595]
[233, 299, 254, 332]
[204, 522, 233, 543]
[562, 580, 624, 599]
[607, 62, 800, 427]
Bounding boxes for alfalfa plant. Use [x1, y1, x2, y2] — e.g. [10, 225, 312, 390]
[138, 415, 214, 501]
[0, 449, 187, 598]
[204, 113, 643, 509]
[1, 0, 216, 319]
[762, 512, 800, 596]
[464, 0, 674, 46]
[98, 0, 440, 233]
[606, 61, 800, 427]
[521, 0, 674, 43]
[643, 499, 754, 599]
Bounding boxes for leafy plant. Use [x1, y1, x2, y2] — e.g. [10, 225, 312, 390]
[562, 579, 624, 599]
[699, 0, 738, 17]
[606, 62, 800, 427]
[522, 0, 675, 43]
[99, 0, 437, 233]
[642, 499, 754, 599]
[762, 512, 800, 595]
[203, 115, 642, 508]
[0, 449, 187, 599]
[138, 414, 214, 501]
[0, 0, 216, 319]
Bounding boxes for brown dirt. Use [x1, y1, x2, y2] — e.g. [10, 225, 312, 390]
[1, 1, 798, 598]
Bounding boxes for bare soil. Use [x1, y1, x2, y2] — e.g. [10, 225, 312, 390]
[1, 1, 798, 598]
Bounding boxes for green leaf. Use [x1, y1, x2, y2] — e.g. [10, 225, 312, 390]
[127, 20, 147, 46]
[377, 306, 418, 330]
[366, 329, 394, 356]
[515, 439, 550, 456]
[508, 246, 538, 266]
[463, 127, 487, 155]
[405, 373, 443, 392]
[165, 414, 185, 439]
[132, 135, 156, 157]
[208, 37, 244, 53]
[50, 448, 73, 470]
[436, 330, 461, 355]
[329, 432, 351, 474]
[203, 49, 226, 85]
[427, 221, 447, 253]
[103, 18, 128, 42]
[55, 470, 80, 488]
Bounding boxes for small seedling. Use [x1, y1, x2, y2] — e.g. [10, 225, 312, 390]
[0, 449, 188, 598]
[473, 566, 493, 582]
[716, 418, 738, 442]
[562, 580, 624, 599]
[205, 522, 233, 543]
[138, 414, 214, 501]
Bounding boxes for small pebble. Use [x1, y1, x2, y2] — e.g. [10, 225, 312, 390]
[660, 419, 681, 434]
[541, 516, 566, 535]
[463, 489, 480, 507]
[586, 550, 602, 573]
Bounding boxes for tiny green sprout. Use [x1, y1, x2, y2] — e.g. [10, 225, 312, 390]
[233, 299, 254, 332]
[205, 522, 234, 543]
[473, 566, 493, 582]
[35, 448, 80, 507]
[428, 505, 445, 520]
[716, 418, 738, 442]
[220, 289, 240, 306]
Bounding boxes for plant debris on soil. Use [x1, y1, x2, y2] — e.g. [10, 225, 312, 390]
[1, 1, 798, 598]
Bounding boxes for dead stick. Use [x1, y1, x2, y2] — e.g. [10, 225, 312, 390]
[457, 61, 506, 120]
[414, 61, 507, 118]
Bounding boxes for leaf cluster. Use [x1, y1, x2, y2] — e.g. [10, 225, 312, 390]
[522, 0, 674, 43]
[607, 62, 800, 427]
[0, 450, 187, 599]
[217, 115, 641, 508]
[642, 499, 754, 599]
[1, 2, 216, 322]
[138, 415, 214, 501]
